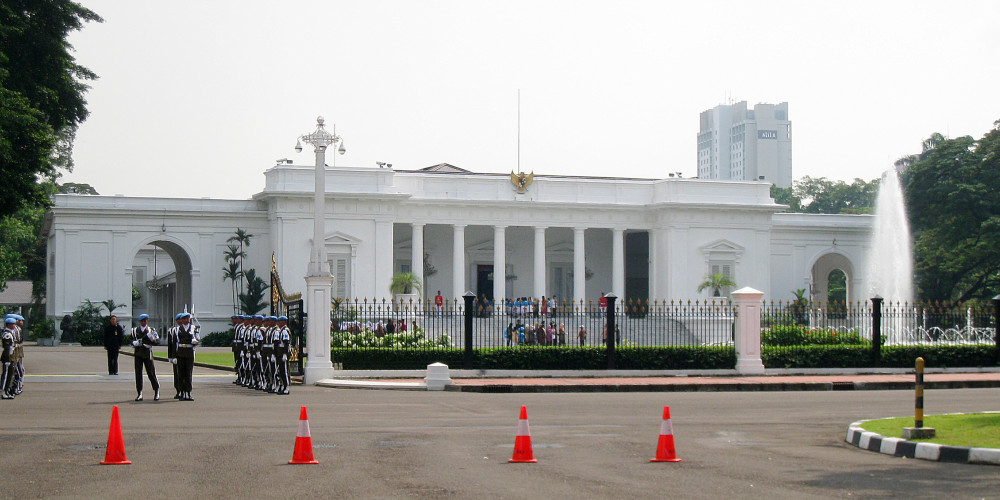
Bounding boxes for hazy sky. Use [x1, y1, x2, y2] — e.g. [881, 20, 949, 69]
[63, 0, 1000, 199]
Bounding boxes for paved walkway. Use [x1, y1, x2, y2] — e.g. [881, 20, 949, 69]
[316, 370, 1000, 392]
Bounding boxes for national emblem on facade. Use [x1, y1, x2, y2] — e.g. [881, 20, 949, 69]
[510, 170, 534, 193]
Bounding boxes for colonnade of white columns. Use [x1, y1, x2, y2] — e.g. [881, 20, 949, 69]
[407, 223, 629, 303]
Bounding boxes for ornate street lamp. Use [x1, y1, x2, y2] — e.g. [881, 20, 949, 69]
[294, 116, 344, 383]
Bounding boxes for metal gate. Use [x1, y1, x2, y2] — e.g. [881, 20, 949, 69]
[270, 254, 304, 376]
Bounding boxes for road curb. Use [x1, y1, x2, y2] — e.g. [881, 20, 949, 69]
[845, 419, 1000, 465]
[449, 379, 1000, 393]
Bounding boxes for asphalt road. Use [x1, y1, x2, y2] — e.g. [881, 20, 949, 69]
[4, 346, 1000, 499]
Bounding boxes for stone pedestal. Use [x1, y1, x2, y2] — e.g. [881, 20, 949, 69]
[903, 427, 936, 439]
[424, 362, 452, 391]
[304, 274, 335, 385]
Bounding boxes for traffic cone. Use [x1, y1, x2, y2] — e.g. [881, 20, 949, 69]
[100, 405, 132, 465]
[509, 405, 537, 463]
[288, 406, 319, 464]
[651, 405, 682, 462]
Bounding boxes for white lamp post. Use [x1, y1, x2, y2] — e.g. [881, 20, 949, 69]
[295, 116, 345, 384]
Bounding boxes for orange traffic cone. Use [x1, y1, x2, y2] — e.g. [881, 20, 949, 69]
[651, 405, 682, 462]
[100, 405, 132, 465]
[509, 405, 538, 463]
[288, 406, 319, 464]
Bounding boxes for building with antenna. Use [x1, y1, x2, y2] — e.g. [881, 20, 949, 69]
[697, 101, 792, 188]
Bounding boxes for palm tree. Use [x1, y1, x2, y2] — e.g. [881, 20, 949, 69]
[223, 243, 246, 314]
[227, 228, 253, 298]
[697, 273, 737, 297]
[389, 272, 422, 295]
[222, 260, 242, 315]
[238, 268, 269, 315]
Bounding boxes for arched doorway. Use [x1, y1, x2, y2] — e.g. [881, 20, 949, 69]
[131, 240, 193, 333]
[810, 252, 855, 305]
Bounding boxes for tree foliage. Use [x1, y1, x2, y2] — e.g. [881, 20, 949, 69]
[904, 121, 1000, 302]
[0, 1, 102, 217]
[772, 177, 879, 214]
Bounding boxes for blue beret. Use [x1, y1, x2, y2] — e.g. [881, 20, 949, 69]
[14, 315, 23, 321]
[4, 314, 14, 319]
[267, 316, 278, 321]
[278, 316, 288, 321]
[175, 312, 191, 320]
[253, 315, 264, 320]
[4, 318, 16, 324]
[138, 314, 149, 320]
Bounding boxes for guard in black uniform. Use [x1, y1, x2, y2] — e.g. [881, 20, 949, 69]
[230, 315, 242, 385]
[130, 314, 160, 401]
[168, 312, 199, 401]
[1, 317, 16, 399]
[260, 316, 275, 392]
[274, 316, 291, 395]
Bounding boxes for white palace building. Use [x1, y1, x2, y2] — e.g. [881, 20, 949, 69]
[44, 151, 871, 334]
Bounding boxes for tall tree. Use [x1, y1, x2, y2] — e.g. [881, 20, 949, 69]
[0, 1, 102, 217]
[904, 122, 1000, 302]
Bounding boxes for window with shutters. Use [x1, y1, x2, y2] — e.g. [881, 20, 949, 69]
[328, 255, 351, 299]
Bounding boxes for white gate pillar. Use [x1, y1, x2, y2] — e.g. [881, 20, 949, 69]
[732, 286, 766, 375]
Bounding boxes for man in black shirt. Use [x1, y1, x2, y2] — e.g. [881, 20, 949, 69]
[103, 315, 125, 375]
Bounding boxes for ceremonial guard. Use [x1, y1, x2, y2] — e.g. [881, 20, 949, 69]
[274, 316, 291, 395]
[130, 314, 160, 401]
[238, 315, 252, 387]
[259, 316, 276, 392]
[248, 315, 264, 389]
[230, 315, 242, 385]
[167, 312, 199, 401]
[1, 317, 16, 399]
[14, 315, 25, 395]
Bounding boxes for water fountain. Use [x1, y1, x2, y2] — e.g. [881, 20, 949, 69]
[866, 167, 914, 304]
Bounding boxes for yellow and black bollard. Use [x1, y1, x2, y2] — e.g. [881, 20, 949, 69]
[902, 357, 936, 439]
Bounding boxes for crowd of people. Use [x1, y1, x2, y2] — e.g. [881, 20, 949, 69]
[503, 321, 621, 347]
[338, 318, 417, 336]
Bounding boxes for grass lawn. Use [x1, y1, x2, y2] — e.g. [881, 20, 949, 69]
[860, 413, 1000, 448]
[150, 351, 235, 368]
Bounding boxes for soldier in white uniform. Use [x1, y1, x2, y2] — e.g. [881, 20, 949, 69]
[130, 314, 160, 401]
[274, 316, 292, 395]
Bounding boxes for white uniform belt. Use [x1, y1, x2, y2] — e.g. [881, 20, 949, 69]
[177, 343, 196, 348]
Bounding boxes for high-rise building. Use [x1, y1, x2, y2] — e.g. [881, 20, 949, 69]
[697, 101, 792, 188]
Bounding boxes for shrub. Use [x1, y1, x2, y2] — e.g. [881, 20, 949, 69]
[201, 329, 235, 347]
[71, 300, 106, 346]
[761, 325, 868, 346]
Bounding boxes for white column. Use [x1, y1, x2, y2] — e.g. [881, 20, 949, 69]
[573, 227, 586, 309]
[374, 220, 393, 300]
[533, 226, 546, 299]
[732, 286, 766, 375]
[648, 228, 659, 299]
[411, 223, 424, 302]
[452, 224, 466, 298]
[612, 228, 625, 300]
[493, 225, 506, 305]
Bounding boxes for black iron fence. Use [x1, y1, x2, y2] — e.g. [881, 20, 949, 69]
[329, 296, 1000, 370]
[331, 297, 735, 351]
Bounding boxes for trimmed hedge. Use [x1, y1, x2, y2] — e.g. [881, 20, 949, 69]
[762, 345, 1000, 369]
[331, 345, 999, 370]
[330, 346, 736, 370]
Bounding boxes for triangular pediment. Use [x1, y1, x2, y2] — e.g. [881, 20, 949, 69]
[324, 231, 360, 245]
